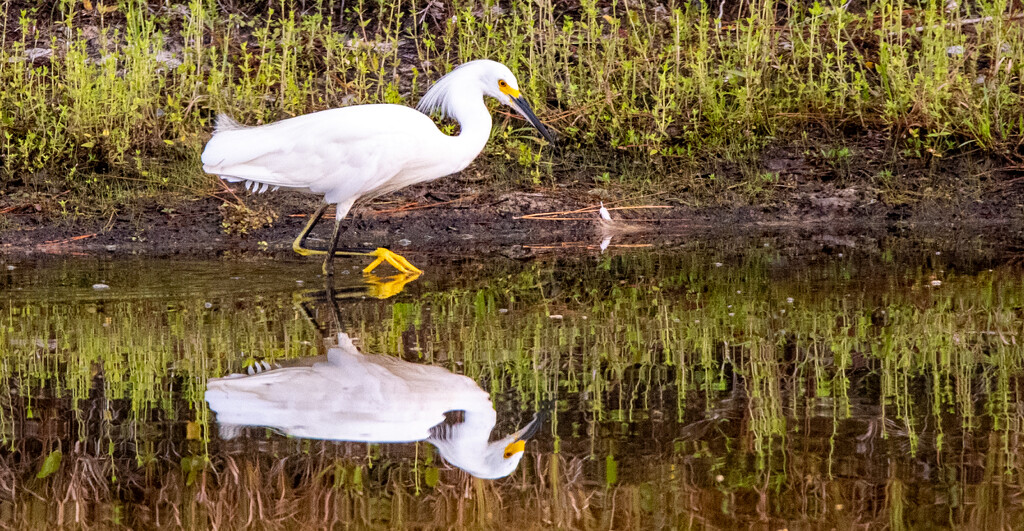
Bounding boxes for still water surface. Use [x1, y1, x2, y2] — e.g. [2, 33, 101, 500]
[2, 234, 1024, 528]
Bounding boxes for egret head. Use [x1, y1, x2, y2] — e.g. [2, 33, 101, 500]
[418, 60, 556, 145]
[472, 61, 519, 105]
[428, 406, 549, 479]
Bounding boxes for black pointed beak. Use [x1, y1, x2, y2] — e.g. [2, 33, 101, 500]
[511, 95, 557, 146]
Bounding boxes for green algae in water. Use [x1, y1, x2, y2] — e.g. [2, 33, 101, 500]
[1, 239, 1024, 528]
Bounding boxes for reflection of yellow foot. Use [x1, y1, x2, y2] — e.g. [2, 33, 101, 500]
[363, 247, 423, 275]
[364, 273, 421, 299]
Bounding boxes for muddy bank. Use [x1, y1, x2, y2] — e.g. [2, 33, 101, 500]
[4, 167, 1024, 264]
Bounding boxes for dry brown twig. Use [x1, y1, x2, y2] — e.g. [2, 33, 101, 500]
[369, 194, 479, 215]
[39, 233, 97, 246]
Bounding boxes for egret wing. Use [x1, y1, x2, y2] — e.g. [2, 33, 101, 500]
[201, 105, 443, 193]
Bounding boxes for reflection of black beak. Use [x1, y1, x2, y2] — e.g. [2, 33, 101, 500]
[511, 95, 557, 146]
[514, 405, 551, 442]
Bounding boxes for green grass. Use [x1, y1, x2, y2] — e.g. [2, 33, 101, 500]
[1, 0, 1021, 200]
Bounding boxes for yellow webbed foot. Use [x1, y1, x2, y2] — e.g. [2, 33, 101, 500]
[364, 273, 421, 299]
[363, 247, 423, 275]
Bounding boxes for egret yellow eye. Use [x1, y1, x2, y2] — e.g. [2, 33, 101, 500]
[497, 79, 520, 98]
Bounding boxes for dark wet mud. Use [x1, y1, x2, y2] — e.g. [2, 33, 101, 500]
[4, 175, 1024, 264]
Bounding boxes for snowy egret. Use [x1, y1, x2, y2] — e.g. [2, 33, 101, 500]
[202, 60, 555, 275]
[205, 333, 546, 479]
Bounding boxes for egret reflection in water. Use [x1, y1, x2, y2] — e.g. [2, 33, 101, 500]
[205, 333, 545, 479]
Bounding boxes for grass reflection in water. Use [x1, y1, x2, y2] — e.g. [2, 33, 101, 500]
[1, 241, 1023, 528]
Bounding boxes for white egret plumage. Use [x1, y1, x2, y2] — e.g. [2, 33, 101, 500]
[204, 333, 545, 479]
[202, 60, 555, 276]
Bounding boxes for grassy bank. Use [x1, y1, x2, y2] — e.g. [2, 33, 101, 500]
[1, 0, 1023, 205]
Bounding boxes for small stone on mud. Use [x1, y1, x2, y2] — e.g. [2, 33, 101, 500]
[154, 50, 182, 69]
[106, 245, 117, 252]
[398, 239, 411, 246]
[93, 283, 110, 290]
[549, 314, 563, 319]
[17, 48, 53, 63]
[5, 265, 14, 271]
[810, 188, 859, 214]
[931, 280, 942, 286]
[204, 302, 213, 308]
[501, 245, 534, 260]
[499, 308, 508, 313]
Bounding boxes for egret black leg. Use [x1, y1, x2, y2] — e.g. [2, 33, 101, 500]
[324, 217, 345, 277]
[292, 203, 331, 256]
[289, 202, 423, 275]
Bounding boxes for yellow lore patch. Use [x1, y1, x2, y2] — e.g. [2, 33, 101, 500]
[503, 439, 526, 458]
[498, 80, 521, 98]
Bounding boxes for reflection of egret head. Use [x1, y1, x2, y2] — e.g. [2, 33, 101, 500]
[205, 333, 546, 479]
[429, 408, 546, 480]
